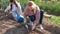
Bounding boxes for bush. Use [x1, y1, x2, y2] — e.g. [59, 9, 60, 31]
[0, 0, 60, 14]
[37, 1, 60, 13]
[0, 0, 9, 9]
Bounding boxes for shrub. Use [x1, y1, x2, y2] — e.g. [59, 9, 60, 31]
[37, 1, 60, 13]
[0, 0, 60, 14]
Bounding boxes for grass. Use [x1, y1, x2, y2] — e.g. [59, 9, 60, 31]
[49, 15, 60, 26]
[38, 1, 60, 13]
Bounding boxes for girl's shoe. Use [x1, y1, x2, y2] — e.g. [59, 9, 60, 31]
[39, 24, 44, 29]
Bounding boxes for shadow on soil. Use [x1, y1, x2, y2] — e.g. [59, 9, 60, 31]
[3, 17, 60, 34]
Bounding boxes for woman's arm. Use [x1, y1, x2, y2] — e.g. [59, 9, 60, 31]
[24, 7, 31, 23]
[16, 2, 22, 15]
[33, 7, 40, 24]
[23, 6, 29, 17]
[4, 4, 11, 12]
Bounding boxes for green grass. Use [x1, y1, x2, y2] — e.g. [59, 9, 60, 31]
[49, 16, 60, 26]
[38, 1, 60, 13]
[0, 0, 60, 13]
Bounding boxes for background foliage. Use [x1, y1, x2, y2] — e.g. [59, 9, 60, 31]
[0, 0, 60, 13]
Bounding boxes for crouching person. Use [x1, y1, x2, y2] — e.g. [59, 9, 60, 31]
[4, 0, 22, 21]
[24, 1, 44, 30]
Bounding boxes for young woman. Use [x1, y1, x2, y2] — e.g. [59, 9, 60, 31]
[24, 1, 44, 30]
[4, 0, 22, 21]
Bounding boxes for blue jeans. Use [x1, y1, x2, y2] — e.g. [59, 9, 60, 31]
[29, 15, 36, 22]
[29, 10, 44, 24]
[39, 10, 44, 24]
[12, 11, 17, 21]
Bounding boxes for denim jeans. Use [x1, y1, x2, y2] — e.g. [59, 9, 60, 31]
[39, 10, 44, 24]
[29, 10, 44, 24]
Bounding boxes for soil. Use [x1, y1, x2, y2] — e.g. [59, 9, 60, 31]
[0, 9, 60, 34]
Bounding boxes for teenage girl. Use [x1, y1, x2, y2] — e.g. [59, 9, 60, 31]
[24, 1, 44, 30]
[4, 0, 22, 21]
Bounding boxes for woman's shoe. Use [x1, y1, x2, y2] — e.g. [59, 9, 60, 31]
[39, 24, 44, 29]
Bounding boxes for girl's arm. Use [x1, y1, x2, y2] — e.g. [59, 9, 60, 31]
[33, 7, 40, 24]
[17, 2, 22, 15]
[24, 7, 30, 23]
[4, 4, 11, 12]
[23, 6, 29, 17]
[18, 5, 22, 15]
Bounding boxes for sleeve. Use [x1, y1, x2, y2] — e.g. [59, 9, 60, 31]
[33, 7, 40, 24]
[4, 4, 11, 12]
[17, 2, 22, 15]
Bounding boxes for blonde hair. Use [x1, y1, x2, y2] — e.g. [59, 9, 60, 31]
[28, 1, 36, 7]
[28, 1, 37, 14]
